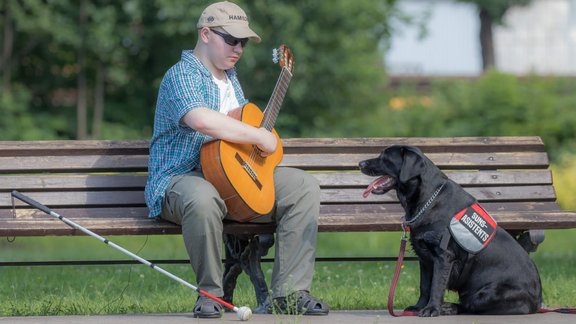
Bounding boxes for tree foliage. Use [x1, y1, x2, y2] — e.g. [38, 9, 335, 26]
[457, 0, 533, 24]
[0, 0, 401, 139]
[360, 72, 576, 160]
[455, 0, 533, 70]
[1, 0, 574, 162]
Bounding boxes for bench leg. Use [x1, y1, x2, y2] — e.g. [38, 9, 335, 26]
[222, 233, 274, 314]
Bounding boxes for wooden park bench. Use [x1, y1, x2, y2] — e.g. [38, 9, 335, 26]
[2, 136, 576, 311]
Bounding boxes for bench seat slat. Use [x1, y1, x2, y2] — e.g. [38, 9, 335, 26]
[0, 207, 149, 219]
[2, 210, 575, 237]
[0, 202, 560, 221]
[315, 211, 576, 232]
[0, 218, 181, 236]
[229, 211, 576, 233]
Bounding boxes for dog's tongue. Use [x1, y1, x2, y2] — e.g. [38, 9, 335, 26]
[363, 175, 395, 198]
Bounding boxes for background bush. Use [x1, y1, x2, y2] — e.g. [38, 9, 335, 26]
[338, 71, 576, 162]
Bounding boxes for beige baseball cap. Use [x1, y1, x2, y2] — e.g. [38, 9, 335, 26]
[197, 1, 261, 43]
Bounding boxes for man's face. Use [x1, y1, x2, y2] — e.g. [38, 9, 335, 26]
[206, 28, 246, 71]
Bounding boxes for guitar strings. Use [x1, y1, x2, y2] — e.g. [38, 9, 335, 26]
[247, 67, 292, 165]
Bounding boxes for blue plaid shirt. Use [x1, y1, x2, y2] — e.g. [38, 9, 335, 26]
[145, 50, 248, 217]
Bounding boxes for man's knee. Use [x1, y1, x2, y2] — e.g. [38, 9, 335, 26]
[165, 174, 227, 225]
[277, 168, 320, 195]
[172, 189, 227, 228]
[301, 172, 320, 196]
[292, 169, 321, 203]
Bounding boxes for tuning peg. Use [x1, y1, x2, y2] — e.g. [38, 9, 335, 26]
[272, 48, 279, 64]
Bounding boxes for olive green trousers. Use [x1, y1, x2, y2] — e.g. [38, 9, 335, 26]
[161, 167, 320, 299]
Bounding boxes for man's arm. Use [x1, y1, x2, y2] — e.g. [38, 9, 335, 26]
[182, 108, 277, 155]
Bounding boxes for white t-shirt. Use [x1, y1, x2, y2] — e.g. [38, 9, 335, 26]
[212, 75, 240, 115]
[202, 75, 241, 145]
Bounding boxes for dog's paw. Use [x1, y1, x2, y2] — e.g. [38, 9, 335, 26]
[418, 305, 441, 317]
[441, 302, 460, 315]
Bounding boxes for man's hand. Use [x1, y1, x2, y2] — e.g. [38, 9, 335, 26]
[255, 128, 277, 157]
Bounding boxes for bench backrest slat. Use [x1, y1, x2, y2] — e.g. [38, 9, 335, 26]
[1, 185, 557, 210]
[0, 151, 549, 173]
[0, 136, 545, 155]
[281, 136, 545, 153]
[0, 170, 552, 191]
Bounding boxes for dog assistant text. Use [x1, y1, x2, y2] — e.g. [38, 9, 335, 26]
[461, 212, 490, 242]
[449, 203, 497, 254]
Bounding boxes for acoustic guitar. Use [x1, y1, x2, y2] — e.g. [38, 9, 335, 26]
[200, 45, 295, 222]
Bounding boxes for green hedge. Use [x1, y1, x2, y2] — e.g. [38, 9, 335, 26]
[335, 71, 576, 162]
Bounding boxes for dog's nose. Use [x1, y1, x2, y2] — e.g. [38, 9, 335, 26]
[358, 161, 366, 169]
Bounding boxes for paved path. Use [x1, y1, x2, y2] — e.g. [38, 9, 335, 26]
[1, 311, 573, 324]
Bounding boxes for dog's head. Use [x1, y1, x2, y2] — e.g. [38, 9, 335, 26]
[359, 145, 440, 200]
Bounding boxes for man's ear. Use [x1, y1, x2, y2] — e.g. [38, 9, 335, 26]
[398, 146, 425, 183]
[199, 27, 211, 43]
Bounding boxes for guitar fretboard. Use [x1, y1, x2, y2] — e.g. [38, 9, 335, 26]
[261, 67, 292, 131]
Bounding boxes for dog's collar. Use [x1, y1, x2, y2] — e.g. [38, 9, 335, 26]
[403, 181, 446, 226]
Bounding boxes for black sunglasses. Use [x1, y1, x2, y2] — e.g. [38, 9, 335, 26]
[210, 29, 248, 48]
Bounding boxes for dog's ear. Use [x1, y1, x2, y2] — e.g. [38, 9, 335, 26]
[381, 145, 405, 177]
[398, 146, 426, 183]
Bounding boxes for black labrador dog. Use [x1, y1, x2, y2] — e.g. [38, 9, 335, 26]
[359, 145, 542, 316]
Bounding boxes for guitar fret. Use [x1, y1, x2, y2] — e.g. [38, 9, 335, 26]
[262, 67, 292, 131]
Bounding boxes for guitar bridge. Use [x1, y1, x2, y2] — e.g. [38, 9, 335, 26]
[235, 153, 263, 190]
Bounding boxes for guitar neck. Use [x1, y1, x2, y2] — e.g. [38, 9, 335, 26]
[261, 67, 292, 131]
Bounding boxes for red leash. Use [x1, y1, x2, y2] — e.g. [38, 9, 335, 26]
[538, 308, 576, 314]
[387, 225, 417, 317]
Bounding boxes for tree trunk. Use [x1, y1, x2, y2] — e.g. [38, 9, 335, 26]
[92, 61, 105, 139]
[479, 8, 495, 71]
[1, 0, 14, 93]
[77, 0, 88, 139]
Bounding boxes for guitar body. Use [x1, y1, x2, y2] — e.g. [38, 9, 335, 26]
[200, 103, 284, 222]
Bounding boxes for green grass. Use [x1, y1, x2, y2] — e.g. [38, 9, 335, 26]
[0, 229, 575, 316]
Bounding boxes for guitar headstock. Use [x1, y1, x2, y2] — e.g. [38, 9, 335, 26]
[272, 44, 294, 73]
